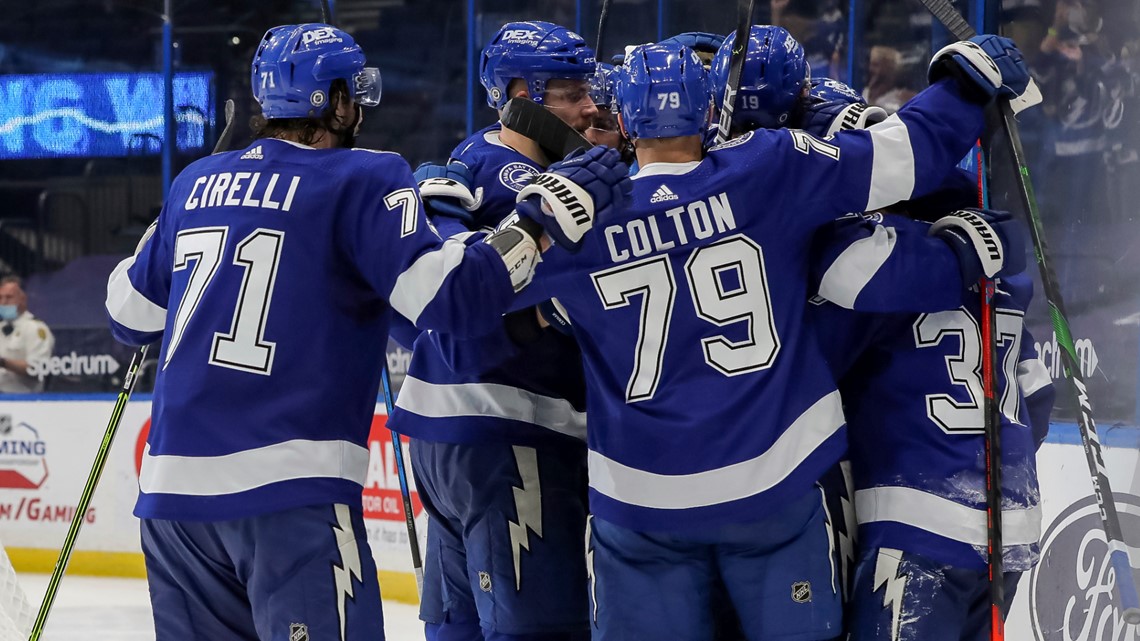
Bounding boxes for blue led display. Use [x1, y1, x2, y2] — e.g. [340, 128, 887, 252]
[0, 72, 214, 160]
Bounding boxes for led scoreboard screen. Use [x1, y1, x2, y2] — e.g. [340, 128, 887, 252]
[0, 72, 214, 160]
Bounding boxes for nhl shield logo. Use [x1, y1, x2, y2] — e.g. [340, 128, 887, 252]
[479, 571, 493, 593]
[791, 581, 812, 603]
[0, 414, 11, 435]
[289, 623, 309, 641]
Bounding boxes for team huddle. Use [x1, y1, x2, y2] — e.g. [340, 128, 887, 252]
[104, 15, 1053, 641]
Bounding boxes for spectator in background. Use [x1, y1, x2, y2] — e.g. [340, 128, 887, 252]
[0, 276, 53, 393]
[1036, 0, 1111, 222]
[771, 0, 846, 80]
[863, 45, 915, 112]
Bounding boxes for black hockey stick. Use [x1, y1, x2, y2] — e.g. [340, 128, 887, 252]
[914, 0, 1140, 625]
[28, 90, 241, 641]
[595, 0, 612, 63]
[713, 0, 756, 145]
[27, 348, 148, 641]
[213, 99, 236, 154]
[319, 0, 333, 23]
[379, 364, 423, 597]
[501, 97, 593, 161]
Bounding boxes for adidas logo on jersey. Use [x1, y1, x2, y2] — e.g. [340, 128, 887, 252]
[650, 185, 679, 203]
[240, 145, 264, 160]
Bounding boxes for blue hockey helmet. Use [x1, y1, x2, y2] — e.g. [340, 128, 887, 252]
[590, 63, 617, 109]
[251, 23, 381, 119]
[616, 42, 712, 140]
[800, 77, 887, 137]
[710, 25, 808, 130]
[479, 21, 597, 109]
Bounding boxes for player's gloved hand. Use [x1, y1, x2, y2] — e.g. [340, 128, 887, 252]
[414, 161, 481, 223]
[928, 35, 1030, 103]
[929, 208, 1027, 284]
[799, 78, 888, 138]
[659, 32, 725, 67]
[536, 298, 573, 335]
[484, 212, 542, 292]
[515, 146, 632, 253]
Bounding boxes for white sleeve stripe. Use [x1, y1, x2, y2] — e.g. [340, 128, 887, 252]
[389, 238, 468, 325]
[817, 225, 898, 310]
[105, 255, 167, 333]
[866, 115, 916, 211]
[396, 375, 587, 441]
[1018, 357, 1052, 397]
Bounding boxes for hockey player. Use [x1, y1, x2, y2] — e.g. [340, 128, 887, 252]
[103, 23, 626, 641]
[808, 140, 1054, 641]
[812, 204, 1054, 641]
[388, 20, 602, 641]
[510, 33, 1032, 639]
[750, 54, 1056, 640]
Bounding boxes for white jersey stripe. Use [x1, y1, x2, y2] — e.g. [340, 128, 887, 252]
[396, 375, 587, 441]
[139, 439, 369, 496]
[866, 115, 916, 211]
[105, 255, 167, 333]
[587, 390, 844, 510]
[817, 224, 898, 309]
[389, 238, 468, 325]
[855, 485, 1042, 547]
[1017, 357, 1051, 397]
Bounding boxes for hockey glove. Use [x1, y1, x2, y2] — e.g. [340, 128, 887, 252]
[659, 32, 725, 67]
[484, 213, 543, 293]
[415, 161, 481, 224]
[515, 146, 632, 253]
[930, 208, 1027, 284]
[799, 78, 888, 138]
[536, 298, 573, 336]
[928, 35, 1030, 103]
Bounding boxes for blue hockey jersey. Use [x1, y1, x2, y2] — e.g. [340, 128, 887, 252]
[389, 124, 588, 446]
[514, 78, 988, 532]
[811, 215, 1054, 570]
[105, 138, 519, 521]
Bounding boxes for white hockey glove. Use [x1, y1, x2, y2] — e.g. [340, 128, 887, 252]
[515, 146, 632, 253]
[928, 35, 1033, 104]
[484, 213, 544, 292]
[414, 161, 482, 223]
[929, 208, 1027, 283]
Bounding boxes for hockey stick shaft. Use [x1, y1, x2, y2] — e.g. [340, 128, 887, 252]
[28, 346, 148, 641]
[595, 0, 611, 63]
[29, 91, 241, 640]
[914, 0, 1140, 623]
[319, 0, 333, 23]
[380, 365, 424, 597]
[981, 282, 1005, 641]
[213, 99, 235, 155]
[975, 143, 1005, 641]
[713, 0, 756, 145]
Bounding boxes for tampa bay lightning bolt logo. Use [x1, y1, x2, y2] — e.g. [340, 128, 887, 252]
[499, 162, 539, 192]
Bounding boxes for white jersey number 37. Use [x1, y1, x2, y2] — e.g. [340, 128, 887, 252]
[591, 234, 780, 403]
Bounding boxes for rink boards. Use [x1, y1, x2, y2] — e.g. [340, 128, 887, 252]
[0, 397, 1136, 640]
